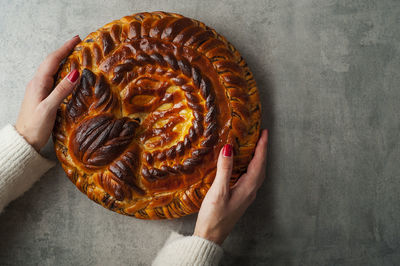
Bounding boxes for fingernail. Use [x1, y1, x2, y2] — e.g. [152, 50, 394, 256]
[73, 35, 80, 39]
[222, 144, 232, 157]
[67, 69, 79, 83]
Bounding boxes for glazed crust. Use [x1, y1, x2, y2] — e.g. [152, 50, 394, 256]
[53, 12, 261, 219]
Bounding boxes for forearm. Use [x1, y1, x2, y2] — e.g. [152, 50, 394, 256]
[0, 124, 54, 212]
[152, 231, 223, 266]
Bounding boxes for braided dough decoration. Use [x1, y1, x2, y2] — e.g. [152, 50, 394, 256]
[53, 12, 261, 219]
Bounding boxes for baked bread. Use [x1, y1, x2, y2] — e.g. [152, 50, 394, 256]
[53, 12, 261, 219]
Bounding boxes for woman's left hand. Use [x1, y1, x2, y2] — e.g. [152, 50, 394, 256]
[15, 36, 81, 151]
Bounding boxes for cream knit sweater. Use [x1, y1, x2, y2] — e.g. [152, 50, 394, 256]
[0, 124, 223, 266]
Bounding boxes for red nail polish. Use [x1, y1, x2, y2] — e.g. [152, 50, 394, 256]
[222, 144, 232, 157]
[67, 69, 79, 83]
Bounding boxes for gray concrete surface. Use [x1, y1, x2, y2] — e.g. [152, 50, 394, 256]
[0, 0, 400, 265]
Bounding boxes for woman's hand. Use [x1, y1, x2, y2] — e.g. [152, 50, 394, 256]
[194, 129, 269, 245]
[15, 36, 81, 151]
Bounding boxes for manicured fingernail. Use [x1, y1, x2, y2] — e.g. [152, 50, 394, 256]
[222, 144, 232, 157]
[67, 69, 79, 83]
[73, 35, 79, 39]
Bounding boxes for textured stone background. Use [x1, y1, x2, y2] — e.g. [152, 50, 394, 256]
[1, 0, 400, 265]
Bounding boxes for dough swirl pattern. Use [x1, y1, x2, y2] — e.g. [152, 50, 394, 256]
[53, 12, 261, 219]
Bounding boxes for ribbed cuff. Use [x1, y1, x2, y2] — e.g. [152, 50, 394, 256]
[0, 124, 55, 212]
[152, 232, 223, 266]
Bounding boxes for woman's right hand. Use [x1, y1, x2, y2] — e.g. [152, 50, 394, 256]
[194, 129, 269, 245]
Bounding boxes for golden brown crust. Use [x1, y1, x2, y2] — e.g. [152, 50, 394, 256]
[53, 12, 261, 219]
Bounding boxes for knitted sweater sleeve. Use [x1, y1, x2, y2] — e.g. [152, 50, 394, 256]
[0, 124, 54, 213]
[152, 231, 223, 266]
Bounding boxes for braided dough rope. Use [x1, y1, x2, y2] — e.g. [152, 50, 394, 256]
[53, 12, 261, 219]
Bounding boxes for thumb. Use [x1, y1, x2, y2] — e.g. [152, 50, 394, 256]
[44, 69, 80, 111]
[210, 144, 234, 196]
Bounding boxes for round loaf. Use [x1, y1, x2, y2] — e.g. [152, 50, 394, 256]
[53, 12, 261, 219]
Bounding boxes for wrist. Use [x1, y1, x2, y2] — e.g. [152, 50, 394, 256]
[193, 229, 224, 245]
[14, 124, 41, 152]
